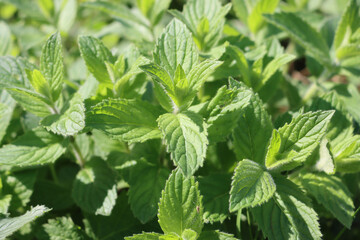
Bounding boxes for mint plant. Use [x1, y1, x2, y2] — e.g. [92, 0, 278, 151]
[0, 0, 360, 239]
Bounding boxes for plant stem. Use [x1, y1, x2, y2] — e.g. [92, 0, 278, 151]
[247, 209, 254, 240]
[70, 137, 85, 167]
[49, 164, 59, 184]
[334, 205, 360, 240]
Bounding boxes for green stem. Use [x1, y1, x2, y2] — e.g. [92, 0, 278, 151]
[49, 164, 59, 184]
[236, 209, 242, 237]
[70, 137, 85, 167]
[334, 205, 360, 240]
[247, 209, 253, 240]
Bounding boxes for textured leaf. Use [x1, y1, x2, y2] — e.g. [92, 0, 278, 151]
[158, 169, 203, 237]
[6, 87, 52, 117]
[198, 230, 238, 240]
[0, 91, 16, 142]
[252, 198, 296, 240]
[263, 12, 331, 67]
[157, 112, 208, 177]
[137, 0, 171, 25]
[78, 36, 115, 85]
[125, 232, 164, 240]
[207, 85, 252, 142]
[57, 0, 77, 33]
[265, 111, 334, 172]
[274, 177, 322, 240]
[0, 21, 11, 56]
[0, 56, 35, 88]
[332, 135, 360, 173]
[0, 195, 11, 215]
[0, 205, 50, 240]
[230, 160, 276, 211]
[0, 127, 67, 167]
[41, 93, 85, 136]
[128, 161, 169, 223]
[72, 158, 117, 216]
[299, 173, 354, 228]
[154, 19, 198, 78]
[86, 98, 162, 143]
[198, 173, 231, 223]
[334, 0, 360, 50]
[40, 32, 64, 101]
[232, 87, 273, 164]
[41, 217, 87, 240]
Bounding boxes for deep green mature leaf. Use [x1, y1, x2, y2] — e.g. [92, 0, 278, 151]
[274, 177, 322, 240]
[0, 205, 50, 240]
[154, 19, 198, 78]
[72, 158, 117, 216]
[0, 56, 35, 88]
[198, 173, 231, 223]
[158, 170, 203, 237]
[6, 87, 53, 117]
[0, 127, 67, 167]
[310, 91, 353, 144]
[40, 32, 64, 101]
[332, 135, 360, 173]
[78, 36, 115, 85]
[232, 86, 273, 164]
[230, 160, 276, 211]
[41, 217, 88, 240]
[252, 198, 296, 240]
[265, 111, 334, 172]
[299, 173, 354, 228]
[0, 21, 11, 56]
[198, 230, 238, 240]
[128, 161, 169, 223]
[263, 12, 331, 67]
[170, 0, 231, 50]
[86, 98, 162, 143]
[207, 85, 252, 142]
[334, 0, 360, 50]
[41, 93, 85, 136]
[157, 112, 208, 177]
[247, 0, 279, 33]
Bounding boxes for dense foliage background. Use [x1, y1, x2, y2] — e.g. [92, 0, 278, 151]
[0, 0, 360, 239]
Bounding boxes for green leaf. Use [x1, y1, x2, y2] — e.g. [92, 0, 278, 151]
[154, 19, 198, 78]
[128, 160, 169, 223]
[0, 56, 35, 88]
[232, 87, 273, 164]
[334, 0, 360, 50]
[78, 36, 115, 85]
[299, 173, 354, 228]
[263, 12, 331, 67]
[332, 135, 360, 173]
[336, 43, 360, 61]
[198, 173, 231, 223]
[265, 111, 334, 172]
[40, 32, 64, 101]
[0, 205, 50, 240]
[27, 69, 52, 99]
[57, 0, 77, 33]
[0, 195, 11, 215]
[0, 21, 12, 56]
[125, 232, 164, 240]
[229, 160, 276, 212]
[226, 46, 251, 86]
[0, 127, 67, 167]
[0, 91, 16, 142]
[207, 85, 252, 142]
[86, 98, 162, 143]
[158, 169, 203, 237]
[6, 87, 52, 117]
[157, 112, 208, 177]
[198, 231, 238, 240]
[137, 0, 171, 25]
[273, 177, 322, 240]
[252, 198, 296, 240]
[72, 158, 117, 216]
[40, 217, 88, 240]
[41, 93, 85, 136]
[248, 0, 279, 33]
[257, 54, 295, 90]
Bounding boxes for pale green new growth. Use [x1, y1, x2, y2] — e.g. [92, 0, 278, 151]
[42, 216, 87, 240]
[157, 112, 208, 177]
[158, 170, 203, 237]
[41, 93, 85, 136]
[0, 205, 50, 240]
[230, 160, 276, 211]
